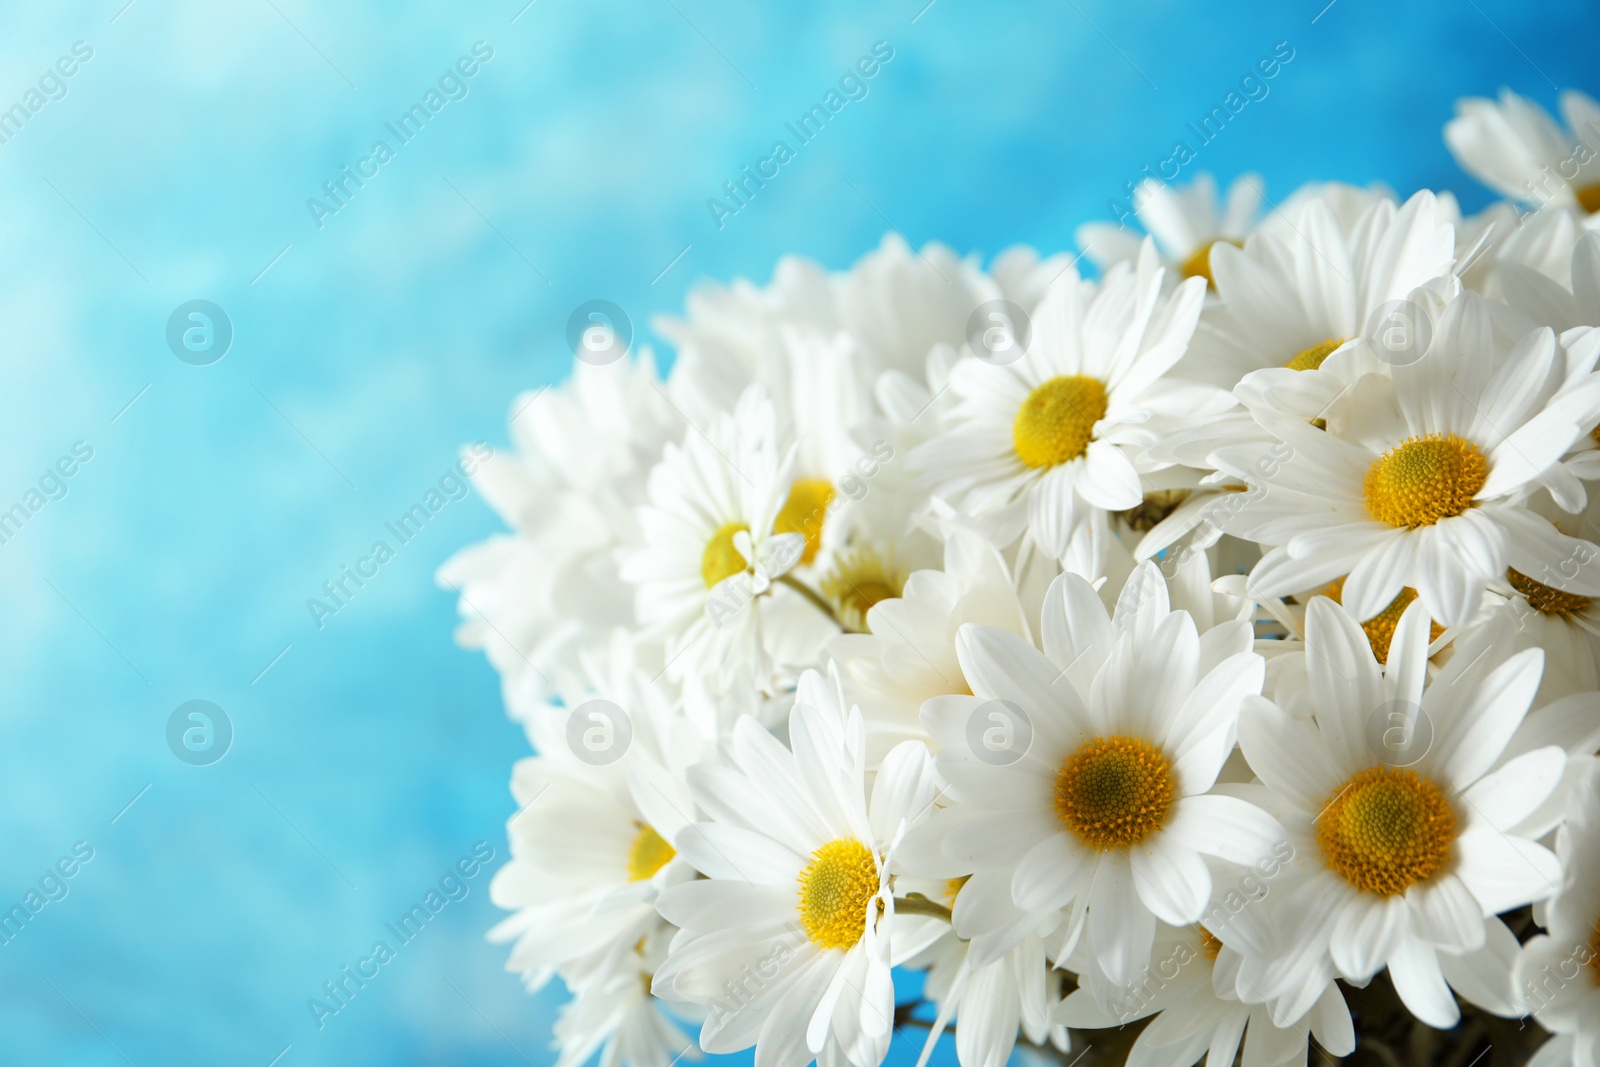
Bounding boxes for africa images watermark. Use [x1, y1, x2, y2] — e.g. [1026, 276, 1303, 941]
[0, 841, 96, 948]
[706, 41, 896, 231]
[306, 443, 493, 629]
[0, 440, 95, 548]
[306, 41, 496, 230]
[306, 842, 495, 1030]
[0, 40, 95, 148]
[1106, 40, 1295, 228]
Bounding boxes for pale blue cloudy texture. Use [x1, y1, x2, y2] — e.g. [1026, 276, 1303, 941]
[0, 0, 1594, 1063]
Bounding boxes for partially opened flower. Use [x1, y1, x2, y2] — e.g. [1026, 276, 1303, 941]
[1444, 88, 1600, 218]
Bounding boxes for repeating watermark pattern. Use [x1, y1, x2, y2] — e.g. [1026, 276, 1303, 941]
[306, 842, 495, 1030]
[565, 699, 633, 766]
[1364, 297, 1434, 368]
[0, 440, 94, 548]
[0, 41, 95, 148]
[965, 698, 1034, 766]
[1512, 118, 1600, 219]
[965, 299, 1031, 366]
[166, 700, 234, 767]
[1364, 698, 1432, 768]
[705, 930, 802, 1024]
[1523, 939, 1598, 1018]
[306, 41, 496, 230]
[166, 300, 234, 365]
[1107, 41, 1295, 227]
[0, 841, 95, 948]
[706, 41, 896, 231]
[567, 300, 633, 365]
[306, 444, 494, 629]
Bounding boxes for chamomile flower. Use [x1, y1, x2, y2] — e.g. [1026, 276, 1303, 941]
[909, 923, 1068, 1067]
[919, 561, 1280, 985]
[1238, 596, 1564, 1027]
[1516, 763, 1600, 1067]
[1218, 292, 1600, 629]
[552, 924, 701, 1067]
[621, 386, 807, 699]
[1444, 89, 1600, 219]
[1077, 173, 1264, 284]
[652, 669, 939, 1067]
[1057, 922, 1353, 1067]
[912, 241, 1225, 574]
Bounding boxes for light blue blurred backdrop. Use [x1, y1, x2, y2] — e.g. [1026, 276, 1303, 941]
[1, 0, 1595, 1063]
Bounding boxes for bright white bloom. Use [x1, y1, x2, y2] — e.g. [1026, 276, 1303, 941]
[920, 561, 1280, 985]
[1517, 763, 1600, 1067]
[1218, 292, 1600, 628]
[914, 242, 1226, 573]
[1444, 88, 1600, 219]
[652, 670, 939, 1067]
[1239, 597, 1564, 1027]
[1058, 922, 1353, 1067]
[1077, 173, 1263, 282]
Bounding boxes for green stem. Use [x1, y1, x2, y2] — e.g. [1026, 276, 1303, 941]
[894, 893, 954, 923]
[777, 574, 838, 623]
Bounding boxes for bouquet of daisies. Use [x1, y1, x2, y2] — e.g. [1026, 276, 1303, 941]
[441, 87, 1600, 1067]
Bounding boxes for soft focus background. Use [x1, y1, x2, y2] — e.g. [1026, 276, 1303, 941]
[1, 0, 1596, 1063]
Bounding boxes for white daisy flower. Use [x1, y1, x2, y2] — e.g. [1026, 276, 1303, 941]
[1493, 225, 1600, 333]
[828, 527, 1032, 765]
[1184, 190, 1458, 403]
[488, 644, 705, 990]
[908, 920, 1068, 1067]
[621, 386, 808, 699]
[1217, 292, 1600, 628]
[551, 927, 701, 1067]
[1077, 173, 1264, 285]
[1057, 922, 1353, 1067]
[1237, 596, 1565, 1027]
[1517, 762, 1600, 1067]
[1444, 88, 1600, 219]
[652, 669, 940, 1067]
[438, 351, 676, 709]
[919, 560, 1281, 985]
[912, 241, 1226, 574]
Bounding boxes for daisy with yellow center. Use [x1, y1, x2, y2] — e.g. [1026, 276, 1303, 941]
[1239, 597, 1562, 1029]
[1220, 296, 1598, 630]
[912, 239, 1220, 570]
[922, 562, 1280, 987]
[654, 668, 938, 1066]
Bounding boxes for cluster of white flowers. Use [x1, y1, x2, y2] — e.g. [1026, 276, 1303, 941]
[442, 87, 1600, 1067]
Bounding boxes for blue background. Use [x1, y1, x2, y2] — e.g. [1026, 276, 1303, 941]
[0, 0, 1595, 1063]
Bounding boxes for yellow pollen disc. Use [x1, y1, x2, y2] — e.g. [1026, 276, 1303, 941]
[1196, 926, 1223, 960]
[626, 824, 676, 882]
[774, 478, 835, 566]
[1363, 434, 1489, 529]
[1507, 569, 1595, 617]
[1577, 183, 1600, 215]
[1316, 766, 1455, 896]
[1053, 735, 1177, 851]
[1179, 238, 1242, 287]
[1323, 579, 1444, 664]
[701, 522, 750, 588]
[797, 838, 879, 950]
[820, 543, 906, 633]
[1286, 338, 1347, 372]
[944, 875, 971, 905]
[1013, 376, 1109, 470]
[1591, 422, 1600, 446]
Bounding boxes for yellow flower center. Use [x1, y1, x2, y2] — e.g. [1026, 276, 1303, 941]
[1179, 238, 1242, 287]
[1323, 579, 1445, 664]
[626, 824, 677, 882]
[944, 875, 971, 906]
[797, 838, 880, 950]
[1053, 736, 1177, 851]
[1363, 434, 1488, 529]
[774, 478, 835, 566]
[1577, 183, 1600, 215]
[1507, 569, 1595, 617]
[820, 543, 905, 633]
[1316, 766, 1455, 896]
[1285, 338, 1347, 371]
[1197, 926, 1223, 960]
[1013, 376, 1109, 470]
[701, 522, 750, 588]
